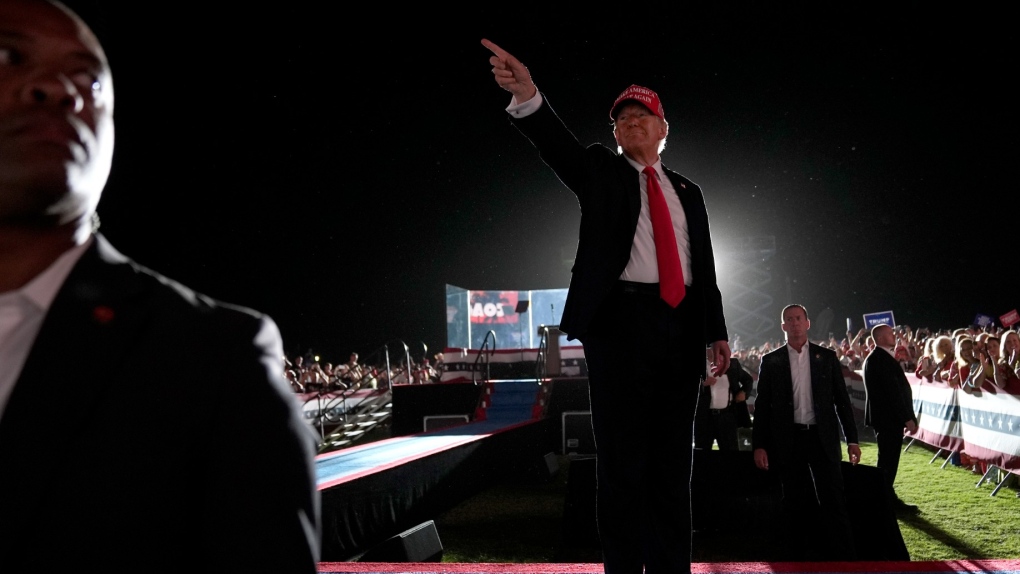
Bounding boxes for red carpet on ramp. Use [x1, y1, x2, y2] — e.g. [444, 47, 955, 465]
[317, 560, 1020, 574]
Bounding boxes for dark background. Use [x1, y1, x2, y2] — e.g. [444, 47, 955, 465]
[61, 2, 1015, 362]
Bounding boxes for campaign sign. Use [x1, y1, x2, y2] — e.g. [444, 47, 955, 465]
[1001, 309, 1020, 328]
[863, 310, 895, 329]
[973, 313, 996, 328]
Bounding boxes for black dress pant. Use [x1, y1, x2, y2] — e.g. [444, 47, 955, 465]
[580, 283, 702, 574]
[694, 408, 738, 451]
[875, 426, 905, 500]
[777, 426, 857, 561]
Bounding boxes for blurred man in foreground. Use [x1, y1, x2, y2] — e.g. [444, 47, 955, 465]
[0, 1, 321, 570]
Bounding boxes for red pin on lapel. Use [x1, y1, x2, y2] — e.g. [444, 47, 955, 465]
[92, 305, 115, 324]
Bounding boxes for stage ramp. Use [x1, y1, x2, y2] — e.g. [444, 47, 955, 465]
[316, 380, 553, 561]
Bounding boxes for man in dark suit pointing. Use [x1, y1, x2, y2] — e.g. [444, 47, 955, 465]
[0, 1, 320, 570]
[863, 323, 919, 513]
[483, 39, 730, 574]
[752, 304, 859, 560]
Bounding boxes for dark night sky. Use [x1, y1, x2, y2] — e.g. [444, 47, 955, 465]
[64, 3, 1016, 361]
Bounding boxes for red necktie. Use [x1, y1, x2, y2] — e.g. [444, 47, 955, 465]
[643, 166, 686, 307]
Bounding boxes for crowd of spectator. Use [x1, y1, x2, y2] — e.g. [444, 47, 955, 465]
[282, 350, 445, 393]
[281, 324, 1020, 399]
[732, 323, 1020, 393]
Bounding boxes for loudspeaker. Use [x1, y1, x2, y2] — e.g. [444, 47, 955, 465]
[544, 451, 559, 476]
[423, 415, 469, 432]
[518, 451, 561, 484]
[358, 520, 443, 562]
[562, 411, 596, 456]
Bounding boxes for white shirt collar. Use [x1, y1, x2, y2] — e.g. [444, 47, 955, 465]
[622, 154, 663, 176]
[787, 340, 809, 355]
[15, 236, 93, 313]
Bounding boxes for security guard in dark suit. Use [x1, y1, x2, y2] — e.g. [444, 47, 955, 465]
[863, 323, 919, 513]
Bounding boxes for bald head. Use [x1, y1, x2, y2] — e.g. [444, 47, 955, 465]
[0, 0, 114, 232]
[871, 324, 895, 350]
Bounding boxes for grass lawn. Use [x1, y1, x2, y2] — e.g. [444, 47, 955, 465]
[435, 438, 1020, 563]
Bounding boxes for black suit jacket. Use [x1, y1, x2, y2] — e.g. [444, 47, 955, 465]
[727, 358, 755, 399]
[862, 347, 917, 432]
[0, 235, 320, 573]
[751, 343, 859, 464]
[508, 95, 728, 358]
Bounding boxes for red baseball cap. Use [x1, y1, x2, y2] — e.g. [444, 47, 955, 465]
[610, 84, 665, 121]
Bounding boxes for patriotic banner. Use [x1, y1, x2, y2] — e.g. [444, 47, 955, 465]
[439, 346, 587, 383]
[956, 381, 1020, 471]
[908, 377, 965, 452]
[844, 367, 866, 420]
[902, 374, 1020, 467]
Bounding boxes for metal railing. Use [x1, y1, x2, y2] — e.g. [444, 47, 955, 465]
[536, 327, 550, 379]
[472, 330, 497, 383]
[304, 339, 410, 443]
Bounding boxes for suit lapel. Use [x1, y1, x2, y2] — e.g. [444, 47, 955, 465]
[624, 161, 693, 236]
[620, 155, 642, 233]
[776, 344, 793, 394]
[664, 168, 704, 273]
[808, 343, 822, 388]
[665, 170, 696, 227]
[0, 235, 154, 527]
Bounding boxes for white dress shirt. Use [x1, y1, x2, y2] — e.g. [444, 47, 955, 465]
[788, 342, 815, 425]
[0, 238, 91, 419]
[617, 157, 691, 285]
[506, 93, 692, 285]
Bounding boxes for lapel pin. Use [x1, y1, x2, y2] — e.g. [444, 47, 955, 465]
[92, 305, 115, 324]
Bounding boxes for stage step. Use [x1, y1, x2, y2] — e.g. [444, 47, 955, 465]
[316, 389, 394, 454]
[475, 379, 549, 422]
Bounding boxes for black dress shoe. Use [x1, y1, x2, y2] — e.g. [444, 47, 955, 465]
[893, 500, 919, 515]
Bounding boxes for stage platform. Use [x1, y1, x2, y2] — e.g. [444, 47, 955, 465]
[317, 559, 1020, 573]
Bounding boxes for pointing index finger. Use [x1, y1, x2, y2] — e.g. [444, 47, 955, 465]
[481, 38, 508, 60]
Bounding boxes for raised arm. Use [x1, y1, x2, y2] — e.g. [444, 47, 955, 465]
[965, 355, 988, 392]
[849, 327, 867, 355]
[482, 38, 538, 104]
